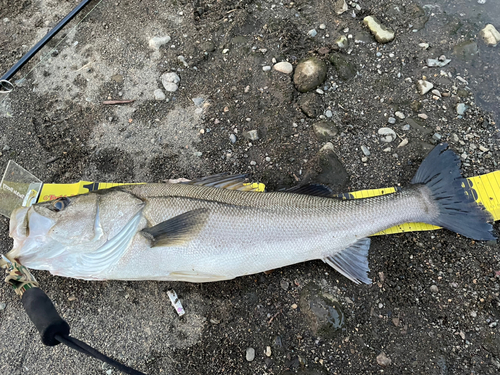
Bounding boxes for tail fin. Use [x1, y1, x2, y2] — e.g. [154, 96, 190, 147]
[412, 143, 495, 241]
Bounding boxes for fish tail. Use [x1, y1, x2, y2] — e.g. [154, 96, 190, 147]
[412, 143, 495, 240]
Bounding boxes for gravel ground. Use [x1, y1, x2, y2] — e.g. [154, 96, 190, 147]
[1, 0, 500, 374]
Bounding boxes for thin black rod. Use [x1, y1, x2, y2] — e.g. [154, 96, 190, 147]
[1, 0, 94, 82]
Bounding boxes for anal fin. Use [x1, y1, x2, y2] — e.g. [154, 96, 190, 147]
[323, 238, 372, 284]
[140, 208, 209, 247]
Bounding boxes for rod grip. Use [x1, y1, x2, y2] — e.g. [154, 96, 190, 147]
[22, 287, 70, 346]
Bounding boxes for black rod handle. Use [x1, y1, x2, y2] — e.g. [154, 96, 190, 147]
[22, 287, 70, 346]
[1, 0, 93, 81]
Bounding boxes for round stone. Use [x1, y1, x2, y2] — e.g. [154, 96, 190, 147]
[246, 348, 255, 361]
[293, 57, 327, 93]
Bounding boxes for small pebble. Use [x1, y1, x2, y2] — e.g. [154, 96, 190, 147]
[308, 29, 318, 37]
[395, 111, 405, 119]
[325, 110, 333, 118]
[417, 80, 433, 95]
[265, 346, 272, 357]
[0, 302, 6, 310]
[388, 117, 396, 124]
[246, 348, 256, 362]
[417, 113, 428, 119]
[262, 66, 271, 72]
[431, 89, 442, 97]
[229, 134, 237, 143]
[291, 303, 298, 309]
[470, 311, 477, 318]
[194, 151, 203, 157]
[361, 156, 368, 162]
[361, 145, 371, 156]
[154, 89, 166, 100]
[273, 61, 293, 74]
[148, 35, 171, 50]
[432, 133, 442, 142]
[376, 352, 392, 367]
[363, 16, 395, 43]
[378, 127, 397, 143]
[250, 160, 257, 166]
[401, 124, 410, 131]
[430, 285, 439, 293]
[243, 130, 259, 141]
[456, 103, 466, 115]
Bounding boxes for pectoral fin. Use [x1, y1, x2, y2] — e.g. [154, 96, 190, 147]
[140, 208, 209, 247]
[323, 238, 372, 284]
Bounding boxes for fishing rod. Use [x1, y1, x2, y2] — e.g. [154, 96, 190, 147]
[0, 0, 93, 91]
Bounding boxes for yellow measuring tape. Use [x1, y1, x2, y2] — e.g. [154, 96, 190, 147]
[34, 171, 499, 236]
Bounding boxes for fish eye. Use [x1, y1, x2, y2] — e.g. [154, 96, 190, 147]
[51, 197, 70, 212]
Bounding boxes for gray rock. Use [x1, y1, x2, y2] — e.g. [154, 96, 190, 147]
[401, 124, 411, 131]
[430, 285, 439, 293]
[293, 57, 327, 92]
[363, 16, 395, 43]
[299, 283, 345, 339]
[246, 347, 255, 361]
[297, 93, 322, 118]
[361, 145, 371, 156]
[330, 53, 357, 81]
[334, 0, 348, 15]
[0, 302, 6, 310]
[378, 127, 397, 143]
[273, 61, 293, 74]
[308, 29, 318, 38]
[229, 134, 237, 143]
[388, 117, 396, 124]
[325, 110, 333, 118]
[280, 280, 289, 291]
[192, 97, 204, 106]
[427, 58, 451, 67]
[456, 103, 467, 115]
[376, 352, 391, 367]
[416, 80, 433, 95]
[453, 40, 478, 60]
[243, 129, 259, 141]
[313, 120, 339, 141]
[432, 133, 442, 143]
[154, 89, 166, 101]
[480, 24, 500, 46]
[148, 35, 171, 50]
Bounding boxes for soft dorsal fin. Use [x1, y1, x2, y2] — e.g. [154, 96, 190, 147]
[284, 184, 334, 197]
[140, 208, 209, 247]
[185, 173, 248, 189]
[323, 238, 372, 284]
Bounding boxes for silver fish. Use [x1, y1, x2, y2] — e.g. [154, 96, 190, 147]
[6, 144, 495, 284]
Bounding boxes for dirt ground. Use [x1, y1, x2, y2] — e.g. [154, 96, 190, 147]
[1, 0, 500, 374]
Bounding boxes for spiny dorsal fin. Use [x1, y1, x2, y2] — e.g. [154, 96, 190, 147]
[284, 184, 334, 197]
[140, 208, 209, 247]
[323, 238, 372, 284]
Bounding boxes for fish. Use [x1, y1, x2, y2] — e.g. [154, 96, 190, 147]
[6, 143, 496, 284]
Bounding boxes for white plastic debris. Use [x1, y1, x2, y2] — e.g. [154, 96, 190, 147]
[167, 290, 185, 316]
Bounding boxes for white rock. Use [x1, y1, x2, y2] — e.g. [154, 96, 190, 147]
[229, 134, 237, 143]
[149, 36, 171, 50]
[480, 24, 500, 46]
[419, 42, 430, 49]
[427, 58, 451, 67]
[319, 24, 326, 30]
[417, 113, 428, 120]
[162, 82, 178, 92]
[308, 29, 318, 38]
[246, 348, 255, 361]
[363, 16, 395, 43]
[378, 127, 397, 143]
[361, 145, 371, 156]
[154, 89, 166, 100]
[161, 72, 180, 92]
[431, 89, 442, 97]
[320, 142, 335, 152]
[417, 80, 433, 95]
[397, 138, 408, 148]
[273, 61, 293, 74]
[262, 66, 272, 71]
[395, 111, 405, 119]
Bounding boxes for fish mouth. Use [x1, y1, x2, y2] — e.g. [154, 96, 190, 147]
[8, 207, 55, 261]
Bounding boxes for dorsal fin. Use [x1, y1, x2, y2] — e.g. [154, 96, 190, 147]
[284, 184, 334, 197]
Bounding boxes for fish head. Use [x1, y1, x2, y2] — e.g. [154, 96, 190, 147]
[7, 188, 145, 268]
